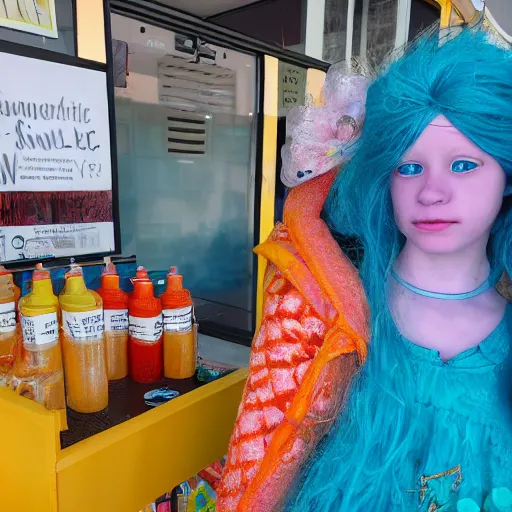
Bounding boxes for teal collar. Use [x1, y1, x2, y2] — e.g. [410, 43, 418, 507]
[390, 270, 491, 301]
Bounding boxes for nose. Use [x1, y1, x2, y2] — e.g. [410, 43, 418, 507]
[417, 171, 451, 206]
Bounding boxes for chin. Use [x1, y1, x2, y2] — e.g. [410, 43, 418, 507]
[407, 236, 466, 255]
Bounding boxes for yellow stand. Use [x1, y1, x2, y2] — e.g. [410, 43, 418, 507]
[0, 369, 247, 512]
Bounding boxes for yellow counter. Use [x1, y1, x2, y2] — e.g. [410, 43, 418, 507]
[0, 368, 247, 512]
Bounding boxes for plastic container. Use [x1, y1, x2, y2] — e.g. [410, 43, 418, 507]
[59, 263, 108, 413]
[15, 264, 65, 410]
[160, 267, 197, 379]
[0, 269, 18, 386]
[0, 266, 20, 306]
[97, 263, 129, 381]
[128, 267, 163, 383]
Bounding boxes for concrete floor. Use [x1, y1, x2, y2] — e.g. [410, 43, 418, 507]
[197, 333, 251, 368]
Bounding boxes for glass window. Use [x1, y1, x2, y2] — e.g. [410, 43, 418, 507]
[323, 0, 348, 63]
[366, 0, 398, 64]
[323, 0, 399, 65]
[112, 14, 258, 339]
[351, 0, 365, 59]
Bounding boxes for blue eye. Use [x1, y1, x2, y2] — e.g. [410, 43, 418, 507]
[397, 163, 424, 176]
[451, 160, 479, 173]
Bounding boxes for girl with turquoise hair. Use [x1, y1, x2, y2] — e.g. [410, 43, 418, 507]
[284, 27, 512, 512]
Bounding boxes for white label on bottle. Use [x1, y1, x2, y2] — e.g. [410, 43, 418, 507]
[0, 301, 16, 333]
[63, 309, 104, 341]
[21, 313, 59, 346]
[163, 306, 193, 333]
[105, 309, 129, 332]
[129, 314, 163, 342]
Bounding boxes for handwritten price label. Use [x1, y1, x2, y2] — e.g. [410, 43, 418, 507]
[0, 301, 16, 333]
[105, 309, 129, 332]
[163, 306, 193, 333]
[63, 309, 104, 341]
[129, 315, 163, 343]
[21, 312, 58, 345]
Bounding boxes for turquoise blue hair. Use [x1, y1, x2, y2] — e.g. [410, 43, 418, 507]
[326, 27, 512, 316]
[285, 28, 512, 511]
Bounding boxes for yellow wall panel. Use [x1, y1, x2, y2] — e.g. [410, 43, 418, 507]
[306, 68, 327, 106]
[256, 56, 279, 329]
[76, 0, 107, 63]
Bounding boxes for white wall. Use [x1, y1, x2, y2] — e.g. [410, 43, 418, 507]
[111, 13, 256, 116]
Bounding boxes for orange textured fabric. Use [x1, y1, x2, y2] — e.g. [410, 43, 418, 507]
[216, 171, 369, 512]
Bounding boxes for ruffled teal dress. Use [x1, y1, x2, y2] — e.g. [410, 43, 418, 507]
[285, 306, 512, 511]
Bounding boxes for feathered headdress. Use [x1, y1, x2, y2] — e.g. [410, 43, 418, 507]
[280, 64, 370, 188]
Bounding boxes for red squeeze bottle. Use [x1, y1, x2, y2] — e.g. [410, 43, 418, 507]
[128, 267, 163, 383]
[97, 263, 129, 381]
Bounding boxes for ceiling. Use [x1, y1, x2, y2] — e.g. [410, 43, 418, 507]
[155, 0, 264, 18]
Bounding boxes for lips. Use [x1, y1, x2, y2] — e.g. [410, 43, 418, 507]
[413, 220, 457, 232]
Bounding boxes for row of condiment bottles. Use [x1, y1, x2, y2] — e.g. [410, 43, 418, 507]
[0, 261, 197, 414]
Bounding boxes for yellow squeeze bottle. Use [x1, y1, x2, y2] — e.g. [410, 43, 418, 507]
[59, 263, 108, 413]
[17, 264, 65, 410]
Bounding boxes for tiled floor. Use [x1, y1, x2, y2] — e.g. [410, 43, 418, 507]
[198, 333, 251, 368]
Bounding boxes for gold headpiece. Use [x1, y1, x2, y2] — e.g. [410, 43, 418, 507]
[434, 0, 511, 47]
[435, 0, 484, 29]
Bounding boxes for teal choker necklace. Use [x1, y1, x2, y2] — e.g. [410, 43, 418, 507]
[390, 270, 491, 300]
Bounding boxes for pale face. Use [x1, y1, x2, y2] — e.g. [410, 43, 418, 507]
[390, 116, 506, 255]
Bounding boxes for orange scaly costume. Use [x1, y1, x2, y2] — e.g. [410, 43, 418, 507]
[216, 170, 369, 512]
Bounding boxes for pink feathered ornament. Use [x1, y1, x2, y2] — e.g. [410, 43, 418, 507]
[281, 63, 370, 188]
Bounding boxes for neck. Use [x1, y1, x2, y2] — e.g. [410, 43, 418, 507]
[394, 241, 491, 294]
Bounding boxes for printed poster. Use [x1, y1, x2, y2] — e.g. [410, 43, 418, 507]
[0, 0, 58, 38]
[0, 51, 115, 262]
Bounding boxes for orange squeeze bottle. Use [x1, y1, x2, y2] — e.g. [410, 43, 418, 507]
[97, 262, 129, 380]
[0, 268, 18, 386]
[59, 263, 108, 413]
[161, 267, 197, 379]
[0, 266, 20, 307]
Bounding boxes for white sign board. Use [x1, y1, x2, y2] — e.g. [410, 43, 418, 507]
[0, 51, 115, 262]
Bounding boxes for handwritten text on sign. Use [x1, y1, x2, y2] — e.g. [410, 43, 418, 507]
[0, 51, 112, 192]
[279, 63, 307, 109]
